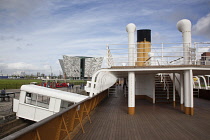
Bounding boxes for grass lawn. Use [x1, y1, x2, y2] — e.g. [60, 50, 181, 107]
[0, 79, 42, 89]
[0, 79, 87, 89]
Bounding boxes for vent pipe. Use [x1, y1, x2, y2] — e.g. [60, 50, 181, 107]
[126, 23, 136, 66]
[177, 19, 192, 65]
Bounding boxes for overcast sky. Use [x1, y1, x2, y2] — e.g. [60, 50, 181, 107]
[0, 0, 210, 76]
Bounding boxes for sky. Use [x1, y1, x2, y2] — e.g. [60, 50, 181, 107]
[0, 0, 210, 76]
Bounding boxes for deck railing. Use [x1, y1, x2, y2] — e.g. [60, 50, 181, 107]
[106, 42, 210, 67]
[3, 91, 108, 140]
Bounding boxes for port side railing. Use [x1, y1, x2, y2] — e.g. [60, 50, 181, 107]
[192, 75, 210, 97]
[3, 90, 108, 140]
[106, 42, 210, 67]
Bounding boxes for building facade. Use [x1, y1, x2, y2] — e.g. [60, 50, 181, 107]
[59, 55, 103, 79]
[200, 52, 210, 65]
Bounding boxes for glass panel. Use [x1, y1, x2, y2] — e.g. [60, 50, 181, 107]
[25, 93, 50, 109]
[37, 94, 50, 109]
[60, 100, 73, 111]
[25, 92, 37, 105]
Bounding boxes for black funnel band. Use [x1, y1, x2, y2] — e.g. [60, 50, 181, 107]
[137, 29, 151, 42]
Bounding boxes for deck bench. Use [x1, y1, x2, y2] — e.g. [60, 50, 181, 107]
[0, 95, 10, 101]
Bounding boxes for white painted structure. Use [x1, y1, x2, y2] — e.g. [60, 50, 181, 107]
[193, 75, 210, 90]
[85, 71, 117, 97]
[177, 19, 192, 65]
[126, 23, 136, 114]
[135, 74, 155, 102]
[84, 19, 210, 116]
[13, 85, 89, 122]
[126, 23, 136, 66]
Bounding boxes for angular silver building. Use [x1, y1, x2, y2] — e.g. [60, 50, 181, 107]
[59, 55, 103, 79]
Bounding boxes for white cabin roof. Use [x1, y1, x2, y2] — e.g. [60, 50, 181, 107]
[21, 85, 89, 103]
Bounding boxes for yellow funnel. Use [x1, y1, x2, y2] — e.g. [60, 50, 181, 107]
[136, 29, 151, 66]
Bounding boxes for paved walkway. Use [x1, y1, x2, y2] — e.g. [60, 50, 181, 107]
[0, 89, 20, 117]
[73, 92, 210, 140]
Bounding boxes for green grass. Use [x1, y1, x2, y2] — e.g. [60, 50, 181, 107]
[0, 79, 87, 89]
[57, 80, 86, 84]
[0, 79, 42, 89]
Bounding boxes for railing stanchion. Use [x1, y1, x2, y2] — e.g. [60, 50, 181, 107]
[161, 43, 163, 65]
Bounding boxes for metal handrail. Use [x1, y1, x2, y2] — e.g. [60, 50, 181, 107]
[106, 42, 210, 67]
[161, 74, 170, 100]
[174, 74, 181, 86]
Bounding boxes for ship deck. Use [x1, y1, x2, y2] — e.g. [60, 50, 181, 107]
[73, 92, 210, 140]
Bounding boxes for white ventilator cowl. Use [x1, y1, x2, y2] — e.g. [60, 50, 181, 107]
[177, 19, 191, 32]
[176, 19, 192, 65]
[126, 23, 136, 33]
[126, 23, 136, 66]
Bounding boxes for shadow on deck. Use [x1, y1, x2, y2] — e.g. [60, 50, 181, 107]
[73, 92, 210, 140]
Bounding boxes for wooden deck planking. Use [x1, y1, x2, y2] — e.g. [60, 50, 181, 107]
[73, 93, 210, 140]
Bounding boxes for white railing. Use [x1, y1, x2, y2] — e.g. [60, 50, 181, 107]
[193, 75, 210, 90]
[85, 70, 117, 97]
[106, 42, 210, 67]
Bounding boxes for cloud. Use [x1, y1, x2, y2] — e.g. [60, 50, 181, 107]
[0, 0, 45, 23]
[152, 32, 169, 43]
[65, 0, 100, 5]
[193, 13, 210, 39]
[4, 62, 43, 70]
[0, 62, 53, 75]
[0, 0, 209, 75]
[0, 35, 22, 41]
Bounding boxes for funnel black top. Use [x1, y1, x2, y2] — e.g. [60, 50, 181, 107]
[137, 29, 151, 42]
